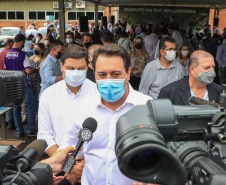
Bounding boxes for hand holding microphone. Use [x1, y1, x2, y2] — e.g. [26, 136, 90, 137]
[62, 117, 97, 174]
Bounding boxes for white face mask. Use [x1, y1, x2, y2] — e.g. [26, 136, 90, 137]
[36, 37, 41, 43]
[164, 50, 176, 61]
[44, 40, 50, 46]
[181, 50, 189, 57]
[63, 68, 87, 87]
[66, 38, 73, 44]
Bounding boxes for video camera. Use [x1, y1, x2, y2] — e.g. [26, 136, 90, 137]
[0, 140, 53, 185]
[0, 71, 53, 185]
[116, 93, 226, 185]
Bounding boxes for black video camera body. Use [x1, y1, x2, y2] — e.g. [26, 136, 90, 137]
[116, 96, 226, 185]
[0, 144, 53, 185]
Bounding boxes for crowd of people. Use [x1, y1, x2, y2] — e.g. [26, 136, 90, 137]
[0, 17, 226, 185]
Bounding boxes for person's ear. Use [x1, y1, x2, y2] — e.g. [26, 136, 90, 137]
[126, 67, 131, 81]
[160, 49, 165, 56]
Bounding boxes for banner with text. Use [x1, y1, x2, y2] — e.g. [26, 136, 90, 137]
[119, 6, 209, 30]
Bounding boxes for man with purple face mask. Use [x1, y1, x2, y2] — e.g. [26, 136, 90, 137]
[139, 36, 183, 99]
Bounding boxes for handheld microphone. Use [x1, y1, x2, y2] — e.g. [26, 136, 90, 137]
[15, 140, 47, 172]
[62, 117, 97, 174]
[189, 96, 220, 108]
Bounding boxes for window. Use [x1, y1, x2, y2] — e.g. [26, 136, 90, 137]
[0, 11, 24, 20]
[67, 11, 104, 21]
[0, 11, 7, 19]
[98, 12, 104, 20]
[28, 11, 58, 20]
[86, 12, 94, 20]
[55, 12, 59, 19]
[29, 11, 36, 20]
[68, 12, 76, 20]
[16, 11, 24, 19]
[77, 12, 85, 19]
[37, 11, 45, 20]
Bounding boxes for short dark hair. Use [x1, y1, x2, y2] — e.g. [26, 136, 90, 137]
[50, 40, 64, 50]
[92, 44, 130, 72]
[100, 31, 114, 43]
[27, 34, 34, 41]
[4, 38, 13, 47]
[61, 45, 88, 65]
[66, 32, 74, 38]
[14, 34, 26, 43]
[159, 36, 175, 50]
[82, 33, 91, 41]
[37, 33, 42, 39]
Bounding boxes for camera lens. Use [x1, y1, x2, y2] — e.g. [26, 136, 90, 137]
[128, 150, 160, 174]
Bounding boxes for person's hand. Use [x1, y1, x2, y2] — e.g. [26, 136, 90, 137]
[64, 159, 85, 185]
[41, 146, 75, 174]
[53, 175, 64, 185]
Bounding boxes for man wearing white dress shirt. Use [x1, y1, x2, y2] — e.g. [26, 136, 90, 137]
[59, 44, 152, 185]
[37, 45, 98, 184]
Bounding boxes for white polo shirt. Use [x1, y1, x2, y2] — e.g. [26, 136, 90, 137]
[37, 79, 98, 151]
[59, 84, 151, 185]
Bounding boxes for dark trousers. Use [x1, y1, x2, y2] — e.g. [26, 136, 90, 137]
[218, 67, 226, 85]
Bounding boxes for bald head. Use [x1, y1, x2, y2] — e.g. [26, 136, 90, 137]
[189, 50, 214, 69]
[4, 38, 13, 48]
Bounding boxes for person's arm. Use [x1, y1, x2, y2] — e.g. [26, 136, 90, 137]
[64, 159, 85, 185]
[216, 45, 224, 67]
[40, 146, 75, 174]
[44, 61, 63, 85]
[139, 63, 153, 96]
[37, 91, 59, 155]
[29, 42, 34, 49]
[46, 144, 59, 157]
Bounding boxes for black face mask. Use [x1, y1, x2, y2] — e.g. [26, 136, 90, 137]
[21, 44, 24, 50]
[84, 42, 92, 49]
[55, 51, 62, 59]
[34, 50, 40, 55]
[134, 43, 142, 49]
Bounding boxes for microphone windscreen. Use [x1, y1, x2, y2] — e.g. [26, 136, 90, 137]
[24, 140, 47, 159]
[82, 117, 97, 133]
[189, 96, 220, 108]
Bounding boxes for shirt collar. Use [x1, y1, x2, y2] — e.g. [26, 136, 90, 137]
[64, 79, 87, 97]
[48, 54, 58, 63]
[156, 58, 176, 69]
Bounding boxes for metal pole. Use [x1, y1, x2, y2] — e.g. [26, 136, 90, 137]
[109, 6, 111, 22]
[59, 0, 65, 45]
[95, 3, 99, 27]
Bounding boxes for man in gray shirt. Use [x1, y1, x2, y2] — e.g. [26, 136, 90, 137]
[139, 37, 183, 99]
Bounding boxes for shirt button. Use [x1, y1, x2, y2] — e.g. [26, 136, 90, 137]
[109, 146, 112, 149]
[108, 164, 111, 167]
[108, 182, 111, 184]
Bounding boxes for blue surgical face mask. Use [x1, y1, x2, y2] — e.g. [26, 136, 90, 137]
[63, 68, 86, 87]
[96, 74, 127, 102]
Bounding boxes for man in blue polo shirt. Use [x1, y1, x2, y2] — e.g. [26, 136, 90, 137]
[39, 40, 64, 97]
[5, 34, 38, 137]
